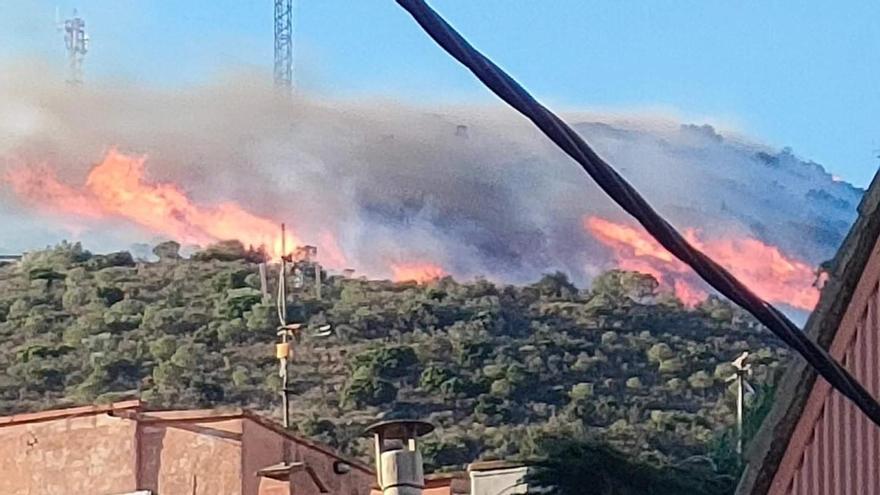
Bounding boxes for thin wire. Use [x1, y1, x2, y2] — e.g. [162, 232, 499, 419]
[394, 0, 880, 427]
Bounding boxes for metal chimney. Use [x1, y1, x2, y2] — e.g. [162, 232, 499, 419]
[365, 419, 434, 495]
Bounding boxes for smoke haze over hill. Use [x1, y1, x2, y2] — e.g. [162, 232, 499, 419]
[0, 66, 863, 310]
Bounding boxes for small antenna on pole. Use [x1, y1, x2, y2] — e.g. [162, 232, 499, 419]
[726, 351, 753, 459]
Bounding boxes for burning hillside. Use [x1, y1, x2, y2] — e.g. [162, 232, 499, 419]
[584, 216, 819, 310]
[0, 146, 827, 308]
[0, 69, 863, 309]
[390, 262, 447, 283]
[5, 149, 302, 260]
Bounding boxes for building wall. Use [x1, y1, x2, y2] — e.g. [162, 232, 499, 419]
[768, 247, 880, 494]
[140, 413, 374, 495]
[0, 411, 138, 495]
[470, 467, 528, 495]
[241, 418, 291, 495]
[370, 480, 468, 495]
[138, 417, 244, 495]
[248, 418, 373, 495]
[0, 405, 374, 495]
[292, 435, 374, 495]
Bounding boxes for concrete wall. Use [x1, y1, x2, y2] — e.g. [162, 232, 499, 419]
[0, 411, 138, 495]
[242, 418, 374, 495]
[241, 418, 291, 495]
[138, 412, 374, 495]
[0, 404, 374, 495]
[138, 417, 244, 495]
[470, 466, 528, 495]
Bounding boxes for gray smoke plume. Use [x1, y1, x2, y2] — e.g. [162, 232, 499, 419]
[0, 64, 863, 285]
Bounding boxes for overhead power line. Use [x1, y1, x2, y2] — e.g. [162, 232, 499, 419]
[393, 0, 880, 428]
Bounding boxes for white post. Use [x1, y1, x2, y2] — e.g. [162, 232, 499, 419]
[736, 372, 744, 457]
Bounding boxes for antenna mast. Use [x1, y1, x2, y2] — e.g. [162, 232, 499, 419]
[273, 0, 294, 92]
[59, 9, 89, 85]
[273, 224, 331, 430]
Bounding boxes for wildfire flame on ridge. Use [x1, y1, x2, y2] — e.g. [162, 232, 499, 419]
[4, 149, 303, 259]
[1, 149, 817, 301]
[390, 262, 446, 283]
[585, 216, 819, 310]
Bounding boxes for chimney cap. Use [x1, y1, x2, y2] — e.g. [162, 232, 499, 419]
[364, 419, 434, 439]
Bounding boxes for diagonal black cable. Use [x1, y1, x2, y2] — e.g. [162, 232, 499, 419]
[394, 0, 880, 427]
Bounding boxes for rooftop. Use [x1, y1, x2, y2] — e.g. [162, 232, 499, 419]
[0, 399, 373, 476]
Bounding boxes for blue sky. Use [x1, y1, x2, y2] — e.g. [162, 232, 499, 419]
[2, 0, 878, 186]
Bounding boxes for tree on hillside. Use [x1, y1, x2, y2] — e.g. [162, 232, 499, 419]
[530, 272, 579, 300]
[590, 270, 659, 304]
[153, 240, 181, 261]
[526, 437, 735, 495]
[0, 244, 787, 470]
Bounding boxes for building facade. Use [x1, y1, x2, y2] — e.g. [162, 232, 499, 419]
[737, 172, 880, 494]
[0, 400, 374, 495]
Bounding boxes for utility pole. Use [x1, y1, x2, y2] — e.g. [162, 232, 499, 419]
[58, 9, 89, 85]
[273, 0, 294, 92]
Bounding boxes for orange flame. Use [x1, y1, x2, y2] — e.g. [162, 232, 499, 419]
[390, 262, 446, 283]
[4, 164, 104, 219]
[673, 279, 709, 307]
[4, 149, 303, 259]
[585, 216, 819, 310]
[317, 231, 349, 268]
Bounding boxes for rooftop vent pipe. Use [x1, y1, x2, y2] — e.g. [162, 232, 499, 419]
[365, 419, 434, 495]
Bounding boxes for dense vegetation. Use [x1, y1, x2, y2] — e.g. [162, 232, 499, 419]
[0, 240, 787, 477]
[526, 437, 735, 495]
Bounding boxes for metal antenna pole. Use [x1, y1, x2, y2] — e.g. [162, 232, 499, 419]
[273, 0, 293, 91]
[273, 226, 332, 431]
[277, 223, 290, 429]
[280, 223, 288, 321]
[280, 336, 290, 429]
[315, 261, 321, 299]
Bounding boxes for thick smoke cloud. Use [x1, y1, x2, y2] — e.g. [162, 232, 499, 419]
[0, 64, 863, 285]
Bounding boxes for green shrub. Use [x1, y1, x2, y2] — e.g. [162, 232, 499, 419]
[419, 365, 454, 392]
[222, 288, 263, 319]
[97, 286, 125, 306]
